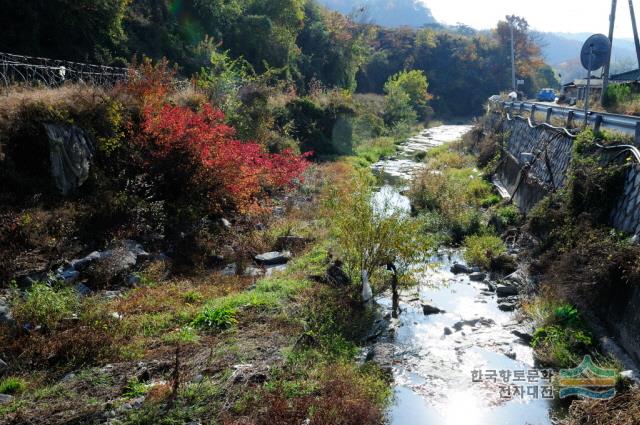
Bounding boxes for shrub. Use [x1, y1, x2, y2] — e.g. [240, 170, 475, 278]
[283, 96, 356, 157]
[191, 306, 238, 330]
[383, 70, 431, 122]
[531, 325, 592, 368]
[123, 378, 149, 399]
[0, 377, 27, 395]
[11, 283, 79, 330]
[138, 102, 310, 214]
[324, 169, 432, 290]
[463, 235, 506, 270]
[526, 299, 595, 368]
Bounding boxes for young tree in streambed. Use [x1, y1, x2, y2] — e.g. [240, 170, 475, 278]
[324, 170, 433, 302]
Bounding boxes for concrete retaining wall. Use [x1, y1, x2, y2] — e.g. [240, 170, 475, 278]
[487, 112, 640, 365]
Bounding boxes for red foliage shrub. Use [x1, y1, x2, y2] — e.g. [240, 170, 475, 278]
[139, 103, 310, 213]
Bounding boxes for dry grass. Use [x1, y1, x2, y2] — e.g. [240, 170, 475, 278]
[564, 389, 640, 425]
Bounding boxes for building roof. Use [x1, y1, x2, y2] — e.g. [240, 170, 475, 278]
[563, 78, 603, 88]
[610, 69, 640, 82]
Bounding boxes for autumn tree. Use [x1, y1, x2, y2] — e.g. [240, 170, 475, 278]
[494, 15, 545, 86]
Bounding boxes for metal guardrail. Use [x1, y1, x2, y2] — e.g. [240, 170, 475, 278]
[495, 100, 640, 141]
[0, 52, 128, 88]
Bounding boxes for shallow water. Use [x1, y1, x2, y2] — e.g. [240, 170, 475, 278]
[370, 125, 565, 425]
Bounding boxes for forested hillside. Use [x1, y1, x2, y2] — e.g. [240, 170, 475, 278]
[0, 0, 555, 116]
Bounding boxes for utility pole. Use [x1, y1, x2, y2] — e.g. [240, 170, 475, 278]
[629, 0, 640, 68]
[510, 22, 517, 91]
[602, 0, 617, 105]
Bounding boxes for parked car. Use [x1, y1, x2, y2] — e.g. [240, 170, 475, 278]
[537, 88, 556, 102]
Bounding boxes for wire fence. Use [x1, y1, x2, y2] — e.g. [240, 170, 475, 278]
[0, 52, 129, 88]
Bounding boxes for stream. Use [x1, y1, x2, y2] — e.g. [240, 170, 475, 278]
[370, 126, 565, 425]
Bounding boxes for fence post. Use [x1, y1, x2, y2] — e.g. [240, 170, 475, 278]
[594, 115, 603, 133]
[530, 104, 537, 123]
[546, 108, 553, 124]
[567, 110, 574, 128]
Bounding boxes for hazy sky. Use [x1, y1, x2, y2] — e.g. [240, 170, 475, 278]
[423, 0, 636, 38]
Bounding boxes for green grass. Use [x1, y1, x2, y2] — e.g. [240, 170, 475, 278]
[354, 136, 397, 165]
[203, 277, 309, 313]
[11, 282, 79, 329]
[122, 378, 148, 399]
[525, 299, 596, 368]
[192, 306, 238, 330]
[463, 234, 506, 270]
[0, 377, 27, 395]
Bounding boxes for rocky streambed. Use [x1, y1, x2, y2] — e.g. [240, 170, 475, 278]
[369, 125, 566, 425]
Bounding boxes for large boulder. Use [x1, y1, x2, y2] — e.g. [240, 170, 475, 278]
[44, 123, 94, 195]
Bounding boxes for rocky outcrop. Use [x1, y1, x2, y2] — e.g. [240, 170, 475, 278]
[17, 240, 151, 289]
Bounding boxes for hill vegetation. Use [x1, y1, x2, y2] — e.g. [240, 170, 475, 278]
[0, 1, 555, 116]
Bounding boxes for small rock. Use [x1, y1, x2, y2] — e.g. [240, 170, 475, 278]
[0, 394, 13, 405]
[444, 327, 453, 336]
[61, 372, 76, 382]
[243, 267, 264, 277]
[220, 263, 237, 276]
[453, 318, 495, 331]
[620, 370, 637, 381]
[74, 282, 92, 296]
[505, 350, 517, 360]
[511, 330, 533, 344]
[469, 272, 486, 281]
[450, 263, 472, 274]
[55, 267, 80, 284]
[499, 303, 516, 312]
[126, 274, 142, 286]
[0, 302, 15, 328]
[504, 269, 527, 286]
[17, 271, 48, 288]
[265, 264, 287, 276]
[496, 285, 518, 297]
[422, 304, 445, 315]
[104, 290, 122, 300]
[254, 251, 291, 265]
[70, 251, 103, 271]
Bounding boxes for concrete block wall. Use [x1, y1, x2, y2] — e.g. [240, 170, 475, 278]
[505, 118, 574, 190]
[611, 163, 640, 234]
[489, 112, 640, 366]
[495, 114, 640, 237]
